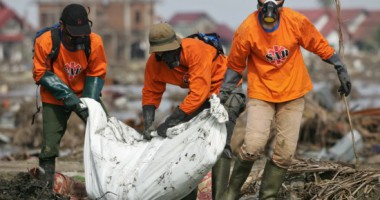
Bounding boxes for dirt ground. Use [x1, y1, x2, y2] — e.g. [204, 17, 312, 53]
[0, 159, 85, 200]
[1, 158, 380, 200]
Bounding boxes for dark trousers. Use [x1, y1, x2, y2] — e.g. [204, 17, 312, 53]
[39, 103, 71, 160]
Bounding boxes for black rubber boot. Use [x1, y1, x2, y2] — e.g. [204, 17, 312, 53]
[222, 156, 254, 200]
[181, 186, 198, 200]
[259, 160, 288, 200]
[38, 158, 56, 190]
[212, 154, 231, 200]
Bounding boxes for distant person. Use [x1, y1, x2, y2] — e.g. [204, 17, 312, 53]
[219, 0, 351, 199]
[141, 22, 245, 200]
[33, 3, 107, 189]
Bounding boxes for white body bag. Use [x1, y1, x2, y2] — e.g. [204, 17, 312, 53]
[82, 95, 228, 200]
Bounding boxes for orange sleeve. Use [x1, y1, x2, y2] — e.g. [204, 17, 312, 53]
[142, 55, 166, 108]
[33, 32, 53, 83]
[227, 16, 253, 75]
[179, 46, 213, 114]
[298, 15, 335, 60]
[85, 33, 107, 79]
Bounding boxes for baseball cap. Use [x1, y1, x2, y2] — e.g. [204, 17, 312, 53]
[149, 22, 181, 53]
[60, 4, 91, 36]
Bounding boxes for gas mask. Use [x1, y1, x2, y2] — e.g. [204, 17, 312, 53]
[156, 49, 181, 69]
[258, 0, 282, 23]
[70, 36, 89, 50]
[63, 28, 89, 50]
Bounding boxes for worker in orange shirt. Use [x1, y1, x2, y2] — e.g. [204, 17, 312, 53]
[33, 4, 107, 190]
[141, 22, 245, 200]
[220, 0, 351, 199]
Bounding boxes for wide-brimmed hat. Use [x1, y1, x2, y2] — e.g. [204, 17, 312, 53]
[149, 22, 181, 53]
[60, 4, 91, 36]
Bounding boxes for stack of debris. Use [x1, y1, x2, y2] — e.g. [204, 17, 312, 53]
[241, 159, 380, 199]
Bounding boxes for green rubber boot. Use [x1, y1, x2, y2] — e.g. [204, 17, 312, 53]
[38, 158, 56, 190]
[222, 156, 254, 200]
[212, 154, 231, 200]
[259, 160, 288, 200]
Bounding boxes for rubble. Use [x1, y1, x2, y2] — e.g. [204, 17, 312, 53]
[242, 159, 380, 200]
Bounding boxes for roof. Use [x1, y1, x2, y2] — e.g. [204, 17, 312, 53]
[169, 12, 214, 25]
[0, 2, 25, 42]
[168, 12, 234, 43]
[0, 2, 16, 28]
[297, 8, 365, 38]
[297, 9, 327, 23]
[214, 24, 234, 41]
[352, 10, 380, 41]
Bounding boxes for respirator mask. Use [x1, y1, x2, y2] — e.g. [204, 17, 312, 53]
[63, 28, 89, 51]
[156, 49, 181, 69]
[258, 0, 282, 23]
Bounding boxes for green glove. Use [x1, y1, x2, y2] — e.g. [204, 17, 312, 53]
[82, 76, 104, 100]
[39, 71, 80, 110]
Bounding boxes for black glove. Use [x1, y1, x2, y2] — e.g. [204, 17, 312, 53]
[218, 68, 242, 103]
[224, 93, 246, 123]
[157, 107, 187, 137]
[142, 105, 156, 140]
[324, 53, 351, 96]
[335, 65, 351, 96]
[73, 102, 89, 123]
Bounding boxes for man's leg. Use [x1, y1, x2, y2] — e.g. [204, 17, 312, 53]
[39, 103, 70, 189]
[213, 92, 245, 200]
[259, 97, 305, 199]
[223, 98, 275, 200]
[212, 152, 231, 200]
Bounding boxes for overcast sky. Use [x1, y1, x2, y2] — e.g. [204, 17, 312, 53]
[3, 0, 380, 29]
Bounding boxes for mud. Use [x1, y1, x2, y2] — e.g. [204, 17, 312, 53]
[0, 172, 69, 200]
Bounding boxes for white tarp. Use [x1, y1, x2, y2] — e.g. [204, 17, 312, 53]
[82, 94, 228, 200]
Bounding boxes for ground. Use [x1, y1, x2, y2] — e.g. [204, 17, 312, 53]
[0, 159, 85, 200]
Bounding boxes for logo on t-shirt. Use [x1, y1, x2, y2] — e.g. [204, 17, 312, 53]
[266, 45, 289, 66]
[64, 61, 82, 80]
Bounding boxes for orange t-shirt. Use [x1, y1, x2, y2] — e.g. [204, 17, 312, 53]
[142, 38, 228, 114]
[33, 31, 107, 105]
[228, 8, 335, 102]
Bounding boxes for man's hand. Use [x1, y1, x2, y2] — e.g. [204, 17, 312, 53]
[224, 93, 246, 122]
[324, 52, 351, 97]
[142, 125, 154, 140]
[157, 107, 187, 137]
[218, 68, 243, 103]
[218, 90, 230, 104]
[74, 103, 89, 123]
[157, 122, 169, 137]
[142, 105, 156, 140]
[335, 65, 351, 96]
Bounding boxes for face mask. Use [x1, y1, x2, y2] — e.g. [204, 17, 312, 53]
[63, 28, 88, 50]
[158, 49, 181, 69]
[71, 36, 88, 50]
[259, 0, 280, 23]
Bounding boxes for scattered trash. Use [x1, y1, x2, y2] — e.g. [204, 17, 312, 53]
[327, 129, 363, 162]
[197, 172, 212, 200]
[28, 167, 87, 199]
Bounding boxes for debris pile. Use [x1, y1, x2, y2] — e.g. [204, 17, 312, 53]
[242, 159, 380, 200]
